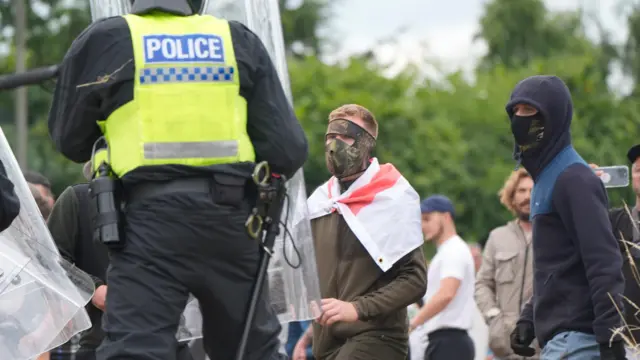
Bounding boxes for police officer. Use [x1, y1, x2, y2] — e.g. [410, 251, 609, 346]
[47, 0, 308, 359]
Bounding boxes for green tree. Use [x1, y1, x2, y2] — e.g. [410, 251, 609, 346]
[622, 4, 640, 94]
[280, 0, 333, 57]
[476, 0, 614, 79]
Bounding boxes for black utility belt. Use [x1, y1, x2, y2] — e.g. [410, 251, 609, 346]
[427, 327, 468, 338]
[126, 178, 213, 203]
[125, 174, 248, 205]
[90, 174, 249, 250]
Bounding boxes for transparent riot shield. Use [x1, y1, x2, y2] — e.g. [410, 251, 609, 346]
[88, 0, 131, 21]
[202, 0, 322, 324]
[87, 0, 206, 342]
[0, 128, 94, 360]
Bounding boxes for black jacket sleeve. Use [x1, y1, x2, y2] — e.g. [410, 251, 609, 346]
[518, 297, 534, 326]
[47, 17, 133, 163]
[229, 21, 308, 178]
[0, 162, 20, 231]
[554, 165, 625, 344]
[609, 208, 634, 252]
[0, 160, 19, 231]
[47, 186, 104, 287]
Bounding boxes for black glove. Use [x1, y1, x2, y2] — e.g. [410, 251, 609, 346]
[599, 341, 627, 360]
[510, 321, 536, 357]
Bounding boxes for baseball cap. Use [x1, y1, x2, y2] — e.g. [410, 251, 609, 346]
[420, 195, 455, 218]
[627, 144, 640, 164]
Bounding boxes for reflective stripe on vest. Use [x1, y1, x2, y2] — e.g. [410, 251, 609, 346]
[98, 13, 255, 177]
[143, 140, 238, 159]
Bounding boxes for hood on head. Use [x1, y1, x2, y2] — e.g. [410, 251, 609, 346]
[505, 75, 573, 179]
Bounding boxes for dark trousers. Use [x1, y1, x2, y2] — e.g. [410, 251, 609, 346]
[424, 328, 474, 360]
[325, 332, 407, 360]
[78, 342, 193, 360]
[96, 190, 284, 360]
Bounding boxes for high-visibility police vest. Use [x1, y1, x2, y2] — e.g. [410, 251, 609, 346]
[97, 13, 255, 177]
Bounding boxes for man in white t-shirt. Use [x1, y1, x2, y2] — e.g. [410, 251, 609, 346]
[409, 195, 476, 360]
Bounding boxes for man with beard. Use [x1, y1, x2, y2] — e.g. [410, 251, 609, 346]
[409, 195, 476, 360]
[475, 169, 538, 360]
[506, 76, 626, 360]
[292, 104, 427, 360]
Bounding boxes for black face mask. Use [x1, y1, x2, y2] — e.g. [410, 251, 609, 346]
[511, 114, 545, 152]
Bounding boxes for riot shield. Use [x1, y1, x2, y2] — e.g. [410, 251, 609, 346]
[0, 128, 94, 360]
[88, 0, 131, 21]
[202, 0, 322, 324]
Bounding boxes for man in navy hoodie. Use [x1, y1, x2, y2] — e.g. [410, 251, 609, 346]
[506, 75, 627, 360]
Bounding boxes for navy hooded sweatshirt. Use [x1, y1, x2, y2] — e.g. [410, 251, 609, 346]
[506, 76, 625, 347]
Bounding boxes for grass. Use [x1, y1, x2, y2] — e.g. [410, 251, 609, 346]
[611, 201, 640, 356]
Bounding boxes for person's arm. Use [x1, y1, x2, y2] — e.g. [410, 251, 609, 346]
[410, 248, 465, 330]
[294, 325, 313, 351]
[47, 186, 104, 287]
[475, 232, 500, 319]
[517, 297, 534, 325]
[48, 17, 132, 163]
[0, 160, 19, 231]
[410, 277, 461, 330]
[553, 165, 625, 344]
[229, 21, 308, 178]
[352, 248, 427, 321]
[301, 325, 313, 343]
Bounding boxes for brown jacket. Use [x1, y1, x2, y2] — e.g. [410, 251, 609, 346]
[311, 211, 427, 360]
[475, 220, 539, 360]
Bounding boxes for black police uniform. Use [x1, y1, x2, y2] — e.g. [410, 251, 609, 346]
[47, 2, 308, 359]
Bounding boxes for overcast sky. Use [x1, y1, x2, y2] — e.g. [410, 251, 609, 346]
[327, 0, 626, 76]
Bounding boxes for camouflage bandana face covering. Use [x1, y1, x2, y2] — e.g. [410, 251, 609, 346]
[324, 119, 376, 179]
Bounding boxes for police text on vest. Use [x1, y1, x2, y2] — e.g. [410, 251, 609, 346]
[143, 34, 225, 64]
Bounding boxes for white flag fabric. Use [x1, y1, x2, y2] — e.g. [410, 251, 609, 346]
[308, 158, 424, 272]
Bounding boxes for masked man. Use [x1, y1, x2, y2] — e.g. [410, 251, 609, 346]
[506, 76, 626, 360]
[292, 104, 427, 360]
[47, 0, 308, 359]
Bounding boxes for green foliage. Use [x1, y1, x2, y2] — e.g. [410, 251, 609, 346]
[291, 50, 637, 243]
[0, 0, 638, 243]
[477, 0, 594, 70]
[279, 0, 332, 57]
